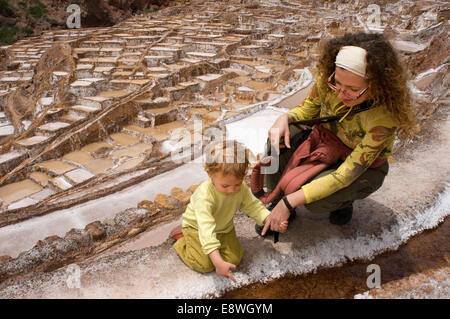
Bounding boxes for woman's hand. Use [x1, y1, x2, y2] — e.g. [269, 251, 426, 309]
[262, 200, 290, 235]
[268, 114, 292, 155]
[262, 190, 307, 235]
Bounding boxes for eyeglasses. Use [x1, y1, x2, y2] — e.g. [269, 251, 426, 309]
[327, 71, 368, 100]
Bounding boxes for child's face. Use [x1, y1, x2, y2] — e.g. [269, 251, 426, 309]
[209, 172, 243, 195]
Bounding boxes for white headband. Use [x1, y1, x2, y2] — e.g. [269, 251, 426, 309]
[335, 46, 367, 78]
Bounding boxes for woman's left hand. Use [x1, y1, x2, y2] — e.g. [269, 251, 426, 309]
[262, 200, 290, 235]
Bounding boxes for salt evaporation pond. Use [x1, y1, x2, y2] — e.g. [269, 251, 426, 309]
[0, 105, 448, 298]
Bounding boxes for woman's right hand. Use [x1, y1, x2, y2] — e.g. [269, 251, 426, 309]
[268, 114, 292, 155]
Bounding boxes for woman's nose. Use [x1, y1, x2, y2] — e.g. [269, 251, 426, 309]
[338, 89, 347, 100]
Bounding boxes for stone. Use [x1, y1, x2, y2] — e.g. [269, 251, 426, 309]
[65, 228, 92, 248]
[127, 228, 142, 237]
[85, 221, 106, 241]
[0, 151, 27, 178]
[154, 193, 182, 210]
[35, 235, 63, 250]
[137, 200, 161, 217]
[170, 187, 191, 205]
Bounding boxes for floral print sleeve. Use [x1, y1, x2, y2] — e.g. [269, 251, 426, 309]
[287, 83, 321, 121]
[301, 107, 398, 204]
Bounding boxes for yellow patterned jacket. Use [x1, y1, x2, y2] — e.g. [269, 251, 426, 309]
[287, 81, 398, 204]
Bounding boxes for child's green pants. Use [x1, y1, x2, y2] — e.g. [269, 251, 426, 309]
[173, 226, 244, 273]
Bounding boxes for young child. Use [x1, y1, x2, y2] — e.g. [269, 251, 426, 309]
[172, 140, 287, 282]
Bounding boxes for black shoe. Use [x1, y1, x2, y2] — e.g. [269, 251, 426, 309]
[329, 204, 353, 225]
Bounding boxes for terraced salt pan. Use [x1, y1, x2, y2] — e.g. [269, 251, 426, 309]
[70, 80, 93, 87]
[1, 102, 447, 298]
[0, 105, 286, 258]
[38, 122, 70, 131]
[0, 161, 207, 258]
[16, 135, 49, 146]
[0, 151, 23, 164]
[0, 125, 14, 136]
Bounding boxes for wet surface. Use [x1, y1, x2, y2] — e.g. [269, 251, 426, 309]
[221, 217, 449, 299]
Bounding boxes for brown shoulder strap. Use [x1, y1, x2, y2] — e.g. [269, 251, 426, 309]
[293, 100, 374, 126]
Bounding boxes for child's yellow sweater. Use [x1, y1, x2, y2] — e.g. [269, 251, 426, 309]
[287, 82, 398, 204]
[182, 178, 270, 255]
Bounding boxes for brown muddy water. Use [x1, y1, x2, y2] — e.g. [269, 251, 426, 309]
[221, 217, 449, 299]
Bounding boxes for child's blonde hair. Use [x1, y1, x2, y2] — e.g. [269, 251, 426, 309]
[204, 140, 249, 180]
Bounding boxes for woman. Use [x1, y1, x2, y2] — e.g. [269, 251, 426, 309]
[259, 32, 418, 235]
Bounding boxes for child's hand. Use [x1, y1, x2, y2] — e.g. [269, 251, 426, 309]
[209, 249, 237, 283]
[215, 260, 237, 283]
[279, 220, 289, 233]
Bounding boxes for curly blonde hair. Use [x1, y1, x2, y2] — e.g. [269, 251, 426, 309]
[204, 140, 250, 179]
[316, 32, 419, 140]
